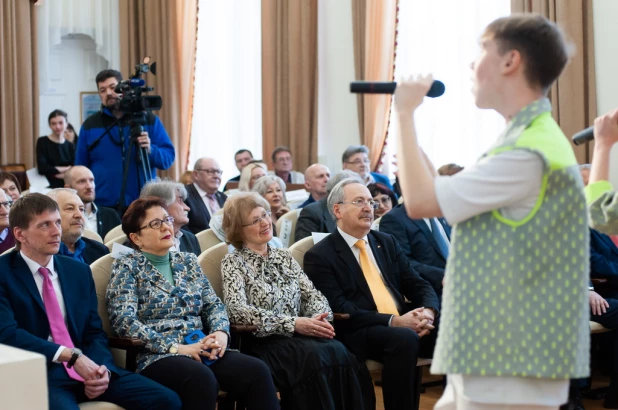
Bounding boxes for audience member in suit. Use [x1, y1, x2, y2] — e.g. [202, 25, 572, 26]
[238, 161, 267, 191]
[64, 166, 122, 240]
[0, 190, 15, 254]
[341, 145, 395, 191]
[106, 197, 279, 410]
[380, 203, 451, 299]
[46, 189, 109, 265]
[220, 193, 374, 410]
[37, 109, 75, 189]
[304, 179, 440, 410]
[295, 170, 363, 242]
[367, 183, 398, 219]
[184, 158, 227, 234]
[270, 146, 305, 183]
[300, 163, 331, 208]
[0, 194, 181, 410]
[140, 179, 201, 256]
[252, 175, 289, 226]
[0, 171, 23, 202]
[223, 149, 253, 191]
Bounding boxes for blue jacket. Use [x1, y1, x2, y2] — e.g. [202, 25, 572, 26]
[0, 252, 124, 378]
[590, 228, 618, 287]
[371, 172, 395, 192]
[76, 107, 175, 208]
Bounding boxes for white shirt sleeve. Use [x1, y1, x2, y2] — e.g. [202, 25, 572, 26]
[435, 150, 544, 226]
[52, 345, 68, 363]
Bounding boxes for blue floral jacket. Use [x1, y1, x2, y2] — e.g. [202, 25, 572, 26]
[106, 251, 230, 372]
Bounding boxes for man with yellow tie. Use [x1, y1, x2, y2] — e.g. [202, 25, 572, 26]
[304, 178, 440, 410]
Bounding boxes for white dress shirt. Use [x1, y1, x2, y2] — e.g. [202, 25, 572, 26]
[20, 252, 68, 362]
[0, 227, 8, 242]
[84, 202, 99, 233]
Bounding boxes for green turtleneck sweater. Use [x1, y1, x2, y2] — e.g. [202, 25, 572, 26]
[142, 251, 174, 285]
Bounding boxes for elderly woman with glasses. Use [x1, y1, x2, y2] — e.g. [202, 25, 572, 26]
[251, 175, 289, 226]
[221, 192, 375, 410]
[0, 189, 15, 254]
[367, 183, 398, 219]
[106, 197, 279, 410]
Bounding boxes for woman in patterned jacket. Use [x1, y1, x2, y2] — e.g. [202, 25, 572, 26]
[106, 197, 279, 410]
[221, 192, 375, 410]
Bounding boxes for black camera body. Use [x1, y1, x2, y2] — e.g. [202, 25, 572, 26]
[113, 58, 163, 115]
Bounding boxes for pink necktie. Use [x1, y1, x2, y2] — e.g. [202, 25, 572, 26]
[38, 267, 84, 382]
[206, 194, 220, 214]
[611, 236, 618, 248]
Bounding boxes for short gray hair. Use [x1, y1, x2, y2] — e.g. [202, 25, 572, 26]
[252, 175, 287, 206]
[326, 170, 363, 194]
[46, 188, 78, 201]
[342, 145, 369, 163]
[140, 178, 188, 206]
[327, 178, 365, 220]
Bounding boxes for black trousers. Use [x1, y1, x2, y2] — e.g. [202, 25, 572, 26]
[140, 351, 280, 410]
[342, 325, 437, 410]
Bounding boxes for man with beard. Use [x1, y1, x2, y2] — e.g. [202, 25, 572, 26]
[184, 158, 227, 234]
[75, 69, 175, 214]
[46, 188, 109, 265]
[64, 166, 121, 240]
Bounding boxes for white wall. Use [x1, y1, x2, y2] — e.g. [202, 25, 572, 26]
[593, 0, 618, 184]
[317, 0, 360, 174]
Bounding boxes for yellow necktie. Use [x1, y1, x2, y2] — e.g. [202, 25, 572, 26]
[354, 240, 400, 316]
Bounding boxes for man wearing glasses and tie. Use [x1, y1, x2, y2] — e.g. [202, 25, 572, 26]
[184, 157, 227, 234]
[342, 145, 395, 191]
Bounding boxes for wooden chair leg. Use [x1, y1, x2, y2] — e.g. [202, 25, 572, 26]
[414, 365, 424, 410]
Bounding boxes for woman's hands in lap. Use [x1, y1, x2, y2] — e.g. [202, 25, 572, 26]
[294, 313, 335, 339]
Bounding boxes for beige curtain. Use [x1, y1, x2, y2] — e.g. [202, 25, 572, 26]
[119, 0, 198, 180]
[351, 0, 397, 171]
[261, 0, 318, 171]
[511, 0, 597, 164]
[0, 0, 39, 167]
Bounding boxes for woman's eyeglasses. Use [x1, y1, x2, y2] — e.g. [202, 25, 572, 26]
[375, 196, 392, 206]
[138, 216, 175, 231]
[0, 201, 13, 209]
[242, 211, 272, 227]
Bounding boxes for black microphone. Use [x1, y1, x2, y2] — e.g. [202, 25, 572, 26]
[572, 126, 594, 146]
[350, 80, 446, 98]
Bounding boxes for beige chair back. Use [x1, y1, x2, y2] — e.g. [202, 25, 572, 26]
[105, 234, 128, 252]
[79, 402, 124, 409]
[83, 229, 104, 243]
[104, 225, 124, 244]
[590, 321, 612, 334]
[275, 208, 302, 248]
[196, 229, 222, 253]
[1, 246, 15, 256]
[197, 242, 229, 299]
[288, 236, 315, 270]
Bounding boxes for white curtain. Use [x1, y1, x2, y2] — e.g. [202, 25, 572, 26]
[188, 0, 262, 178]
[37, 0, 120, 93]
[384, 0, 511, 177]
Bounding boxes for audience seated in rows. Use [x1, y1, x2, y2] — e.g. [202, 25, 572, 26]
[252, 175, 289, 226]
[140, 179, 201, 256]
[46, 188, 109, 264]
[304, 179, 440, 410]
[342, 145, 394, 191]
[37, 109, 76, 189]
[295, 170, 363, 242]
[106, 197, 279, 410]
[64, 166, 122, 240]
[220, 192, 374, 410]
[300, 163, 331, 208]
[0, 189, 15, 254]
[270, 146, 305, 184]
[0, 172, 22, 201]
[238, 161, 267, 192]
[367, 183, 397, 219]
[0, 194, 182, 409]
[224, 149, 254, 191]
[185, 157, 227, 234]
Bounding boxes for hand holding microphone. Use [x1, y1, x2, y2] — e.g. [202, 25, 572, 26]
[572, 108, 618, 146]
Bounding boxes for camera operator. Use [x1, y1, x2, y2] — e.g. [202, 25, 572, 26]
[75, 69, 175, 214]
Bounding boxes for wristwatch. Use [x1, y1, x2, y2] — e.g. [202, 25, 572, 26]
[169, 343, 179, 354]
[67, 347, 83, 369]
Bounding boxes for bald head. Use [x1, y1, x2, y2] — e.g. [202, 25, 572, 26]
[192, 157, 223, 194]
[304, 164, 331, 201]
[64, 166, 96, 204]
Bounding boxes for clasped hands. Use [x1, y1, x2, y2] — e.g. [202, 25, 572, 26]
[177, 330, 229, 362]
[391, 307, 435, 337]
[294, 312, 335, 339]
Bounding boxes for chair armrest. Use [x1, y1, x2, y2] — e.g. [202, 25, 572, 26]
[230, 324, 258, 333]
[592, 278, 608, 285]
[108, 336, 146, 349]
[333, 313, 350, 321]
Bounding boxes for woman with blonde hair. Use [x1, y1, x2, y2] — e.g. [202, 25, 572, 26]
[238, 162, 267, 191]
[251, 175, 289, 225]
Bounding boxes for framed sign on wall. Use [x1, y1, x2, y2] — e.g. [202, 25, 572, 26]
[80, 92, 102, 124]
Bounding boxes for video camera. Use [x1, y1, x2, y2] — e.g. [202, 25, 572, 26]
[113, 56, 163, 114]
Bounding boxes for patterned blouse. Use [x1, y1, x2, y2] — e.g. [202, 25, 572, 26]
[106, 251, 230, 372]
[221, 245, 333, 337]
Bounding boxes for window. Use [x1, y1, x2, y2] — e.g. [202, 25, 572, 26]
[384, 0, 511, 177]
[189, 0, 262, 179]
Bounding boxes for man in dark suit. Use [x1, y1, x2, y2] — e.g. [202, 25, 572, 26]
[184, 158, 227, 234]
[64, 166, 121, 239]
[304, 179, 439, 410]
[141, 179, 202, 256]
[295, 170, 362, 241]
[380, 203, 451, 298]
[47, 189, 109, 265]
[0, 193, 181, 409]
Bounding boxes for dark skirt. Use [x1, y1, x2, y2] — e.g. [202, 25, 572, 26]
[245, 335, 375, 410]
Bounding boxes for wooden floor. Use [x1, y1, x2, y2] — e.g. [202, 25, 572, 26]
[373, 369, 612, 410]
